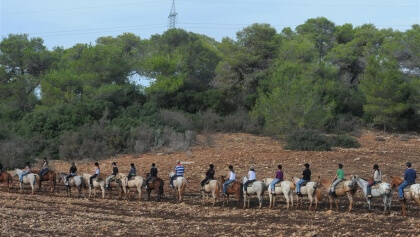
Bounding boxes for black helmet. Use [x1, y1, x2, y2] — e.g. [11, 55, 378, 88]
[112, 162, 116, 166]
[130, 163, 135, 167]
[152, 163, 156, 167]
[304, 163, 310, 168]
[209, 164, 214, 169]
[406, 162, 412, 167]
[43, 157, 48, 161]
[228, 165, 233, 170]
[338, 163, 343, 169]
[94, 162, 99, 166]
[373, 164, 379, 169]
[71, 162, 75, 166]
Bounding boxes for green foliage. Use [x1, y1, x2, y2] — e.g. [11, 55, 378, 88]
[284, 129, 331, 151]
[328, 135, 361, 148]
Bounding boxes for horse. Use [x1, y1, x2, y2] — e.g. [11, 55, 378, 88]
[0, 171, 13, 191]
[145, 173, 164, 201]
[318, 176, 357, 212]
[169, 171, 187, 202]
[351, 175, 392, 213]
[201, 178, 221, 207]
[57, 172, 84, 198]
[220, 175, 243, 207]
[33, 169, 57, 193]
[292, 177, 321, 210]
[115, 173, 144, 201]
[242, 176, 265, 209]
[263, 178, 294, 210]
[390, 176, 420, 216]
[12, 169, 39, 195]
[81, 173, 105, 199]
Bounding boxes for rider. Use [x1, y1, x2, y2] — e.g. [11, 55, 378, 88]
[89, 162, 100, 188]
[169, 160, 185, 188]
[366, 164, 382, 198]
[243, 165, 256, 192]
[329, 163, 345, 197]
[270, 165, 284, 195]
[398, 162, 417, 201]
[65, 162, 77, 186]
[19, 162, 32, 183]
[200, 164, 215, 190]
[105, 162, 118, 189]
[222, 165, 236, 196]
[39, 157, 49, 177]
[296, 163, 311, 195]
[146, 163, 158, 189]
[127, 163, 136, 180]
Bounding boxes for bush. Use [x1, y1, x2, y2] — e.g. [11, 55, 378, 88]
[328, 135, 361, 148]
[0, 137, 39, 169]
[284, 129, 331, 151]
[159, 109, 194, 132]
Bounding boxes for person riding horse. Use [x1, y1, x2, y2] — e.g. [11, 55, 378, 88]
[90, 162, 100, 188]
[398, 162, 417, 201]
[270, 165, 284, 195]
[39, 157, 49, 177]
[146, 163, 158, 189]
[65, 162, 78, 186]
[105, 162, 118, 189]
[329, 163, 345, 197]
[200, 164, 215, 190]
[19, 162, 32, 183]
[170, 160, 185, 188]
[296, 163, 311, 196]
[367, 164, 382, 198]
[222, 165, 236, 196]
[243, 165, 256, 193]
[127, 163, 136, 180]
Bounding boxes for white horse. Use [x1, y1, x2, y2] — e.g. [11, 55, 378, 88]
[243, 176, 265, 209]
[13, 169, 39, 195]
[390, 176, 420, 216]
[351, 175, 392, 213]
[264, 178, 294, 210]
[81, 173, 105, 199]
[201, 179, 221, 207]
[116, 173, 144, 201]
[169, 171, 187, 202]
[57, 172, 84, 198]
[292, 177, 321, 210]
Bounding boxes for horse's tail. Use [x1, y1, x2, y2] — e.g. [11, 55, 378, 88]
[290, 181, 296, 190]
[315, 187, 322, 202]
[215, 181, 221, 198]
[239, 183, 244, 203]
[8, 173, 13, 184]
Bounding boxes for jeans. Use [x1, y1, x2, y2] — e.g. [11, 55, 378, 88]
[19, 171, 29, 182]
[296, 179, 306, 193]
[330, 178, 344, 192]
[106, 175, 116, 187]
[366, 181, 378, 196]
[223, 179, 235, 194]
[270, 178, 281, 193]
[398, 181, 413, 198]
[39, 168, 48, 177]
[201, 177, 212, 187]
[170, 174, 183, 186]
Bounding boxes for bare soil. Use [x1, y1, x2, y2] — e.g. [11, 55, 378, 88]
[1, 131, 420, 236]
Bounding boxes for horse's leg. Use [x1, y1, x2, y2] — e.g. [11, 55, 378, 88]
[335, 199, 339, 211]
[258, 193, 263, 209]
[329, 196, 333, 210]
[88, 186, 92, 199]
[367, 198, 371, 211]
[401, 200, 406, 216]
[138, 186, 142, 202]
[347, 192, 353, 212]
[269, 193, 273, 209]
[243, 194, 246, 209]
[101, 186, 105, 199]
[308, 194, 313, 210]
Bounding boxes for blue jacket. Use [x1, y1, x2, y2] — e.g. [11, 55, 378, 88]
[404, 168, 417, 183]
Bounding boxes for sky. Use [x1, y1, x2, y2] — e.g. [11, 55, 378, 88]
[0, 0, 419, 50]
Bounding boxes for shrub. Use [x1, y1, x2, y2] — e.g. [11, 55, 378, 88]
[159, 109, 194, 132]
[284, 129, 331, 151]
[328, 135, 361, 148]
[0, 137, 39, 169]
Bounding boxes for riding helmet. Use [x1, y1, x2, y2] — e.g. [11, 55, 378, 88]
[304, 163, 310, 168]
[406, 162, 412, 167]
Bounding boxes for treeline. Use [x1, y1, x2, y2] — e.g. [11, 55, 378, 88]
[0, 17, 419, 167]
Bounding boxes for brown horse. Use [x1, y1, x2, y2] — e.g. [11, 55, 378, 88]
[33, 170, 56, 193]
[0, 171, 13, 191]
[221, 175, 243, 207]
[145, 173, 164, 201]
[318, 176, 357, 212]
[390, 176, 420, 216]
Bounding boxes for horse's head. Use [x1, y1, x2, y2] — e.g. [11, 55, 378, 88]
[390, 176, 402, 188]
[348, 176, 357, 189]
[169, 171, 175, 178]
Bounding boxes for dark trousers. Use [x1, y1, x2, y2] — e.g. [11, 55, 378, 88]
[201, 177, 213, 186]
[146, 176, 156, 186]
[366, 181, 378, 196]
[243, 180, 255, 191]
[170, 175, 183, 186]
[90, 174, 98, 186]
[65, 174, 75, 183]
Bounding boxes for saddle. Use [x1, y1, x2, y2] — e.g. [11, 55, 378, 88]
[300, 180, 309, 187]
[370, 181, 382, 189]
[147, 177, 156, 184]
[274, 181, 284, 187]
[245, 180, 257, 187]
[403, 184, 415, 192]
[204, 179, 214, 186]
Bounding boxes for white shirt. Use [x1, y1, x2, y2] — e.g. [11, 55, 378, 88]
[374, 170, 382, 182]
[229, 171, 236, 180]
[248, 170, 256, 180]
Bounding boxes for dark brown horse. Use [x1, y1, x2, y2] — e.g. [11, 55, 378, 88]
[33, 170, 56, 193]
[0, 171, 13, 191]
[221, 175, 243, 207]
[145, 173, 164, 201]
